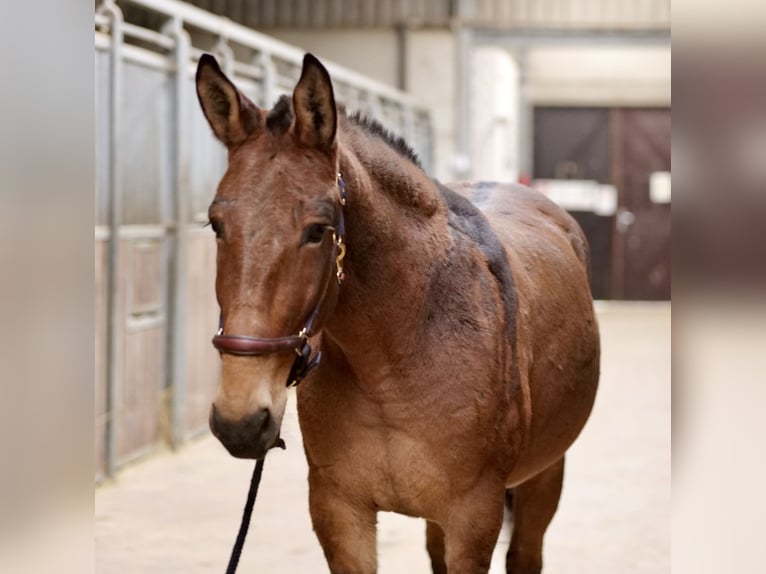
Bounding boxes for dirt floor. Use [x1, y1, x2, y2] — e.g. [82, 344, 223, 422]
[95, 302, 670, 573]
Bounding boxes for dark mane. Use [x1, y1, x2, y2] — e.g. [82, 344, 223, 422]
[346, 110, 422, 169]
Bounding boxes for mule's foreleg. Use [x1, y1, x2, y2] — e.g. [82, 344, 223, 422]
[425, 520, 447, 574]
[308, 480, 377, 574]
[442, 481, 506, 574]
[505, 457, 565, 574]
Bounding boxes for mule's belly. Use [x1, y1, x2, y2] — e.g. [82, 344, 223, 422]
[449, 182, 601, 487]
[504, 350, 599, 487]
[501, 278, 600, 487]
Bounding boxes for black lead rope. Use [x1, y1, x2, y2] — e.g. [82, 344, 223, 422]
[226, 458, 265, 574]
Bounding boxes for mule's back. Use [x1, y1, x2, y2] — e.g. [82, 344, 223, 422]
[445, 181, 600, 485]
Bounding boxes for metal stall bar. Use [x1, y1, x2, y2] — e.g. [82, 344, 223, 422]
[121, 0, 431, 152]
[97, 0, 124, 478]
[162, 15, 191, 448]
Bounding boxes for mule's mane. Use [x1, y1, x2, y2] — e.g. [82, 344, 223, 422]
[345, 110, 422, 169]
[265, 95, 421, 170]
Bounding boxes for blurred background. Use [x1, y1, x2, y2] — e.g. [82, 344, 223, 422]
[88, 3, 676, 573]
[13, 0, 766, 572]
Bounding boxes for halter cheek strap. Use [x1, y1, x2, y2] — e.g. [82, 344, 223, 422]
[212, 173, 347, 388]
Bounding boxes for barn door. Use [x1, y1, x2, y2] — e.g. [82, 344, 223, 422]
[533, 106, 671, 300]
[611, 108, 671, 300]
[533, 108, 613, 299]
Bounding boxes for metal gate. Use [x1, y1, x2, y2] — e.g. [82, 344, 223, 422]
[95, 0, 434, 479]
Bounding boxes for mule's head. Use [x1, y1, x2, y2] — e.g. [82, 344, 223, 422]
[196, 53, 341, 459]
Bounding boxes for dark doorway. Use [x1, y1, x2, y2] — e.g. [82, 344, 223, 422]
[611, 108, 671, 300]
[533, 108, 613, 299]
[533, 107, 671, 300]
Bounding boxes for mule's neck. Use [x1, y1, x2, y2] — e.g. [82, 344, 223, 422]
[323, 121, 450, 378]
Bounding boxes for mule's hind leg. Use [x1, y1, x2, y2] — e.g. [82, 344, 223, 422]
[506, 457, 565, 574]
[425, 520, 447, 574]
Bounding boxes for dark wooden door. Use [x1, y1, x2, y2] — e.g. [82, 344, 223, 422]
[533, 106, 671, 300]
[533, 108, 614, 299]
[611, 108, 671, 300]
[533, 107, 611, 183]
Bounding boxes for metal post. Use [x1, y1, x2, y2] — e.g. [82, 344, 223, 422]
[396, 24, 408, 91]
[424, 111, 435, 176]
[215, 36, 235, 77]
[455, 25, 473, 179]
[515, 48, 533, 183]
[365, 91, 383, 123]
[97, 0, 123, 477]
[255, 50, 276, 108]
[402, 106, 415, 157]
[163, 16, 191, 448]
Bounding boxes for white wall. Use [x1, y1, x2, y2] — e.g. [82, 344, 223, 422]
[405, 30, 456, 182]
[527, 46, 672, 106]
[470, 47, 519, 182]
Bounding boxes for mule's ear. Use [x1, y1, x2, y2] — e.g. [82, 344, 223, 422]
[196, 54, 260, 148]
[292, 53, 337, 151]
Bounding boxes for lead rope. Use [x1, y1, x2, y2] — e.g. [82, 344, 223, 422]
[225, 458, 265, 574]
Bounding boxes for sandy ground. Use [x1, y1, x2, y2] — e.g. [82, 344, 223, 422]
[96, 302, 670, 573]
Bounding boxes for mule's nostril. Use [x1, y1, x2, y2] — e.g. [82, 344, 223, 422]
[243, 408, 270, 436]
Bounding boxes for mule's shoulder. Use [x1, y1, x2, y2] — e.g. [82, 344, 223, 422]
[435, 181, 508, 265]
[435, 180, 518, 343]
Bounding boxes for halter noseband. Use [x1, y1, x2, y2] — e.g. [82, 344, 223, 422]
[211, 173, 347, 388]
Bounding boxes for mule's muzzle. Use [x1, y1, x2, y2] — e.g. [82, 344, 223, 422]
[209, 404, 279, 459]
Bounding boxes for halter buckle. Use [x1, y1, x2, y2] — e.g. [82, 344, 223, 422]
[295, 327, 309, 355]
[333, 233, 346, 284]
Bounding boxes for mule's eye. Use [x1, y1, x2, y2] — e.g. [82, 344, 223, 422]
[209, 218, 223, 239]
[302, 223, 327, 245]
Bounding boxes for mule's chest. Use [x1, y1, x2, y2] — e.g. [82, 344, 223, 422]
[339, 424, 453, 518]
[299, 389, 486, 520]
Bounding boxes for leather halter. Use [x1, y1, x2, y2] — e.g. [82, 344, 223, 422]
[211, 174, 347, 388]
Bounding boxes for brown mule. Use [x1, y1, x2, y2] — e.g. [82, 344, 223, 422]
[196, 52, 599, 574]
